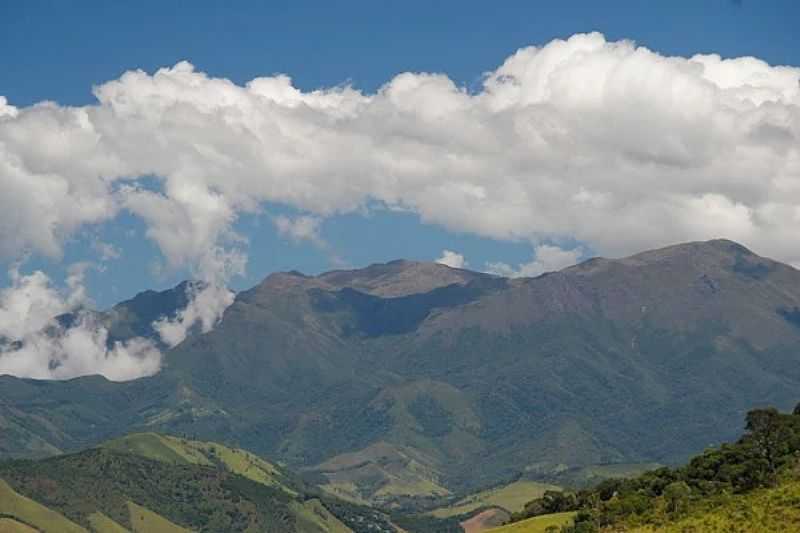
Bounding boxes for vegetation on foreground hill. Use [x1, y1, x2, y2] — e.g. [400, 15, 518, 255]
[429, 480, 561, 518]
[488, 511, 575, 533]
[0, 433, 406, 533]
[102, 433, 298, 494]
[507, 404, 800, 532]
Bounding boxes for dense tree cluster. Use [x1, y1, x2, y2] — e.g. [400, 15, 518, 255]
[510, 404, 800, 532]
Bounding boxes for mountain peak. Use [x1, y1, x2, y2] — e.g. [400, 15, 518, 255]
[568, 238, 771, 275]
[256, 270, 330, 292]
[318, 259, 486, 297]
[251, 259, 488, 298]
[118, 280, 199, 312]
[630, 238, 756, 259]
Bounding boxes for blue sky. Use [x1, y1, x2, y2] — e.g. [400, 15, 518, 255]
[4, 1, 799, 106]
[1, 0, 800, 308]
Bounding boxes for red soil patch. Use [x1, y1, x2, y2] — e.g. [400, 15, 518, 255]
[460, 508, 511, 533]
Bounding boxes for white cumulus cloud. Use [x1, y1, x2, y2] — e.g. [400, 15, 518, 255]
[436, 250, 467, 269]
[0, 32, 799, 380]
[2, 33, 800, 266]
[486, 244, 583, 278]
[153, 282, 234, 348]
[274, 214, 326, 247]
[1, 33, 798, 270]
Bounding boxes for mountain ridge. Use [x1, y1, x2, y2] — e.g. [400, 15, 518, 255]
[3, 238, 800, 506]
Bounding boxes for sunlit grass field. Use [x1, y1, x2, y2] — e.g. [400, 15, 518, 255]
[487, 511, 575, 533]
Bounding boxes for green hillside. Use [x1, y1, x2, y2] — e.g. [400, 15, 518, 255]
[87, 512, 130, 533]
[0, 436, 404, 533]
[430, 480, 561, 518]
[506, 404, 800, 532]
[0, 477, 179, 533]
[290, 499, 353, 533]
[618, 479, 800, 532]
[103, 433, 209, 465]
[0, 518, 39, 533]
[103, 433, 296, 494]
[487, 512, 575, 533]
[0, 478, 86, 533]
[312, 440, 451, 506]
[126, 501, 191, 533]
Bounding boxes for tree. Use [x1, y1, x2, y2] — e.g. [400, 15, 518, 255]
[516, 490, 579, 521]
[663, 481, 691, 514]
[744, 408, 789, 483]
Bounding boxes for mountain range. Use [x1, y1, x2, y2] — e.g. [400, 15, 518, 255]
[3, 239, 800, 507]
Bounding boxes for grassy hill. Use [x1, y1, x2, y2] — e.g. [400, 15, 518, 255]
[311, 440, 451, 506]
[487, 512, 575, 533]
[125, 501, 191, 533]
[87, 512, 130, 533]
[430, 480, 561, 518]
[0, 518, 39, 533]
[525, 463, 663, 490]
[0, 478, 87, 533]
[618, 478, 800, 532]
[102, 433, 297, 495]
[504, 404, 800, 532]
[0, 433, 408, 533]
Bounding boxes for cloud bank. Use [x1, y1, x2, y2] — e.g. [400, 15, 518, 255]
[0, 267, 161, 381]
[1, 32, 800, 378]
[2, 32, 799, 270]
